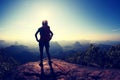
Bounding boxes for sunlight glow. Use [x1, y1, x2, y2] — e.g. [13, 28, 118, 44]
[0, 0, 120, 44]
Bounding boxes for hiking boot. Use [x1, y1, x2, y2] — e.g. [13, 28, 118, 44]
[39, 63, 43, 67]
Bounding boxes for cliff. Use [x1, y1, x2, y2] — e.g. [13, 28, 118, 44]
[5, 59, 120, 80]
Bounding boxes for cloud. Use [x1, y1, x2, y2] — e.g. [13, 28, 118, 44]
[112, 28, 120, 32]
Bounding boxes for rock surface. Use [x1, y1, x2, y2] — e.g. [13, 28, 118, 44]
[5, 59, 120, 80]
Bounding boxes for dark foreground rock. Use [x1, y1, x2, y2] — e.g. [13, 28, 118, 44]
[5, 59, 120, 80]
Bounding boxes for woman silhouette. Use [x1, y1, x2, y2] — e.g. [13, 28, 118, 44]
[35, 20, 53, 74]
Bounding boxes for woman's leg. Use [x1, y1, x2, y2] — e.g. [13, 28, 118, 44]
[39, 42, 44, 74]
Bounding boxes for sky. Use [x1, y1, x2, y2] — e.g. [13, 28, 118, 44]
[0, 0, 120, 44]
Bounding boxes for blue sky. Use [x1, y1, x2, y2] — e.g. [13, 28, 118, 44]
[0, 0, 120, 43]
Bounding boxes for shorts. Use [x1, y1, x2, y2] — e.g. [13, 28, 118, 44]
[39, 41, 50, 48]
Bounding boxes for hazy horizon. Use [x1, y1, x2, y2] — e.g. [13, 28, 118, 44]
[1, 39, 120, 47]
[0, 0, 120, 42]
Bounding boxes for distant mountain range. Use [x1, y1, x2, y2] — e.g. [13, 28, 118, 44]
[0, 40, 120, 66]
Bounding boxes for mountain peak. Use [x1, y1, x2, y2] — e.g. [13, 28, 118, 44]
[5, 59, 120, 80]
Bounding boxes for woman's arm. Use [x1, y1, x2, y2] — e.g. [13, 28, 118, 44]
[35, 29, 39, 42]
